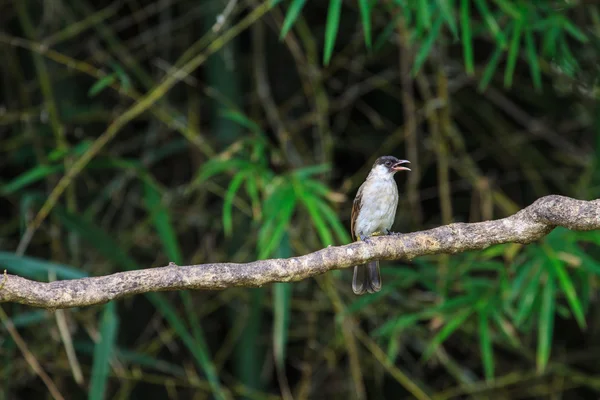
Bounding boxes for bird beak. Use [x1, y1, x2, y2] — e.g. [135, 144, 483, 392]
[392, 159, 411, 171]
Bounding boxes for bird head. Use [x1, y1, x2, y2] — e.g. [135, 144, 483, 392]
[372, 156, 411, 175]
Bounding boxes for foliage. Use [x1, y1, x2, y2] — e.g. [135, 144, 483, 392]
[0, 0, 599, 399]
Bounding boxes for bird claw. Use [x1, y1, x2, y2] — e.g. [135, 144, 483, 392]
[360, 234, 374, 244]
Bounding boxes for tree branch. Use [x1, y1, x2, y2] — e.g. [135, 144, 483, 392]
[1, 195, 599, 309]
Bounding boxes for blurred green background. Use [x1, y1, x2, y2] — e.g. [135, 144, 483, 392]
[1, 0, 600, 399]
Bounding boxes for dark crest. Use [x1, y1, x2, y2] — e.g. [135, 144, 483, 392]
[373, 156, 400, 169]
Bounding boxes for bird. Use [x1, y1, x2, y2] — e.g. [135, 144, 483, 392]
[351, 156, 411, 295]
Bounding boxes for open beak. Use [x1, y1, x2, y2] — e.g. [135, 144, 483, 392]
[392, 159, 411, 172]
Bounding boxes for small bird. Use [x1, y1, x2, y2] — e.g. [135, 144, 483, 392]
[351, 156, 411, 295]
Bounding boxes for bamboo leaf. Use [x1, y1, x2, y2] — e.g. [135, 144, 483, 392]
[323, 0, 343, 65]
[412, 15, 444, 75]
[280, 0, 307, 39]
[524, 30, 542, 90]
[417, 0, 432, 30]
[88, 74, 116, 97]
[478, 308, 494, 380]
[514, 263, 542, 326]
[143, 180, 182, 263]
[89, 302, 119, 400]
[460, 0, 474, 75]
[358, 0, 372, 48]
[1, 165, 64, 195]
[423, 310, 473, 360]
[437, 0, 458, 38]
[223, 172, 249, 237]
[504, 16, 523, 87]
[545, 246, 587, 329]
[537, 273, 555, 372]
[0, 251, 87, 280]
[478, 42, 505, 91]
[273, 233, 292, 385]
[473, 0, 507, 47]
[300, 191, 334, 246]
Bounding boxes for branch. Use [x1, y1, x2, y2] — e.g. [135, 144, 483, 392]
[1, 195, 599, 309]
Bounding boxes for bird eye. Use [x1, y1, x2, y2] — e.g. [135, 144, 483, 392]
[385, 161, 391, 167]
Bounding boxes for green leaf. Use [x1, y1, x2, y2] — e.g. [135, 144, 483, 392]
[88, 74, 116, 97]
[478, 42, 505, 91]
[143, 180, 182, 263]
[223, 172, 249, 237]
[375, 294, 480, 337]
[575, 231, 600, 247]
[0, 251, 88, 280]
[541, 26, 560, 57]
[524, 30, 542, 90]
[478, 308, 494, 381]
[506, 259, 533, 303]
[3, 310, 51, 329]
[234, 287, 265, 391]
[149, 292, 227, 400]
[292, 164, 331, 179]
[423, 309, 473, 360]
[373, 12, 403, 52]
[417, 0, 432, 30]
[273, 233, 292, 383]
[560, 16, 588, 42]
[89, 302, 119, 400]
[513, 263, 542, 327]
[221, 110, 263, 136]
[299, 191, 334, 246]
[1, 164, 64, 195]
[504, 16, 523, 87]
[258, 186, 297, 259]
[537, 273, 555, 372]
[280, 0, 307, 39]
[358, 0, 372, 48]
[314, 197, 351, 244]
[412, 15, 444, 75]
[48, 139, 94, 162]
[437, 0, 458, 38]
[490, 311, 521, 348]
[109, 61, 131, 93]
[473, 0, 506, 47]
[323, 0, 343, 65]
[460, 0, 474, 75]
[74, 341, 185, 377]
[245, 177, 262, 221]
[545, 247, 587, 329]
[343, 278, 408, 317]
[492, 0, 521, 18]
[194, 158, 253, 185]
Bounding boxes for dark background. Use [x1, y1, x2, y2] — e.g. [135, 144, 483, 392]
[1, 0, 599, 399]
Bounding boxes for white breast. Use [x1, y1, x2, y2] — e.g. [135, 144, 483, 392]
[354, 166, 399, 239]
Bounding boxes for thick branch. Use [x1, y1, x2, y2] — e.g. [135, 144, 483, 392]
[1, 195, 599, 309]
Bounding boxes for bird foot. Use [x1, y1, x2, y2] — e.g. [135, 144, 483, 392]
[360, 234, 375, 244]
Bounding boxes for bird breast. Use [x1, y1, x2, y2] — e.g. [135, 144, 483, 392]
[355, 177, 399, 237]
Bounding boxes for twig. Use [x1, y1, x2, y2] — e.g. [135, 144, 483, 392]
[0, 195, 598, 309]
[0, 306, 66, 400]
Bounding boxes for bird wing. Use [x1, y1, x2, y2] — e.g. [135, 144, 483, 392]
[350, 183, 364, 242]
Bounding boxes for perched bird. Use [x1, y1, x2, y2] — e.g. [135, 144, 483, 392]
[351, 156, 411, 295]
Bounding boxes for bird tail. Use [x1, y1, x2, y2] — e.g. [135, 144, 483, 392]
[352, 261, 381, 295]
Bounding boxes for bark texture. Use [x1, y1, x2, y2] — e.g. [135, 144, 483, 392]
[1, 195, 598, 309]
